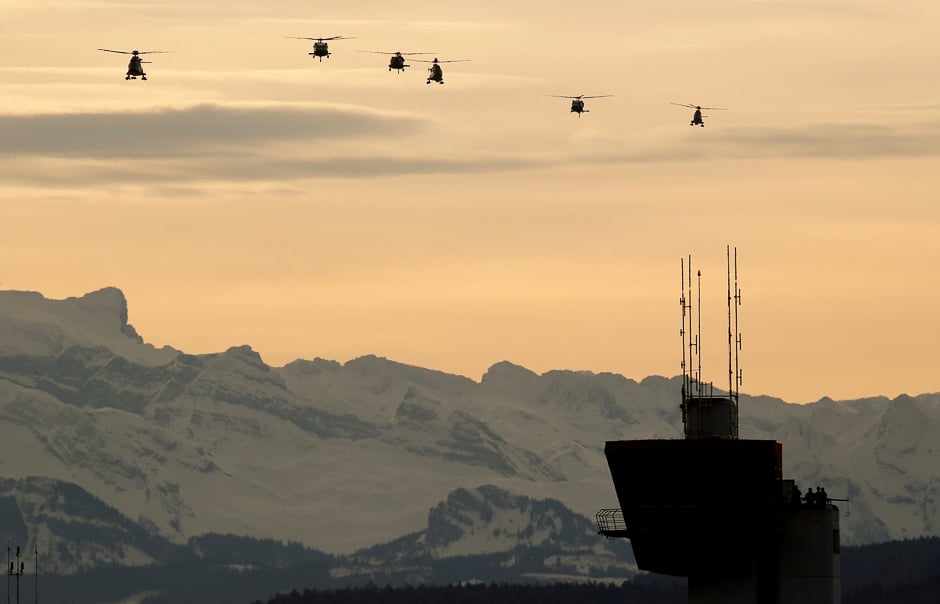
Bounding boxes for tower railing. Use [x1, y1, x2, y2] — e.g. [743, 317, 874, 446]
[595, 508, 628, 538]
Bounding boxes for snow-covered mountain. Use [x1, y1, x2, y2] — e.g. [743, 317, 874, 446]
[0, 476, 188, 574]
[0, 288, 938, 573]
[0, 477, 633, 591]
[339, 484, 636, 586]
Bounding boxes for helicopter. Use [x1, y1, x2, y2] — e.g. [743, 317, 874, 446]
[546, 94, 613, 117]
[286, 36, 354, 61]
[671, 102, 727, 127]
[359, 51, 434, 73]
[97, 48, 169, 80]
[413, 57, 471, 84]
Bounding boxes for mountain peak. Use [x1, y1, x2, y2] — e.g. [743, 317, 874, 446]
[482, 361, 538, 383]
[69, 287, 141, 342]
[0, 286, 167, 360]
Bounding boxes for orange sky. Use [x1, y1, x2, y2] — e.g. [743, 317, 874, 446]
[2, 1, 939, 403]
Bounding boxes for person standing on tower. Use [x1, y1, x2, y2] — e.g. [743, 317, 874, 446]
[790, 484, 803, 507]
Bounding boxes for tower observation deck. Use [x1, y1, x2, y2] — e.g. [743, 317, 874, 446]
[596, 248, 841, 604]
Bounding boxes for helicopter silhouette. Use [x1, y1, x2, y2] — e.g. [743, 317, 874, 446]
[546, 94, 613, 117]
[359, 51, 434, 73]
[97, 48, 169, 80]
[286, 36, 354, 61]
[671, 102, 727, 127]
[413, 57, 471, 84]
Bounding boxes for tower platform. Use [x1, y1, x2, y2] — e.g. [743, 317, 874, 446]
[601, 438, 782, 576]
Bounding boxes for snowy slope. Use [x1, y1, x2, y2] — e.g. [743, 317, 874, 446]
[0, 288, 174, 364]
[344, 484, 636, 585]
[0, 288, 938, 571]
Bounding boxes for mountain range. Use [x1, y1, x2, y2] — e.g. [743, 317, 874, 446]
[0, 287, 937, 579]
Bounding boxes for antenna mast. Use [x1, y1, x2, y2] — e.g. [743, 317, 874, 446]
[727, 245, 733, 403]
[734, 246, 743, 399]
[679, 248, 742, 439]
[725, 244, 744, 406]
[681, 256, 697, 399]
[688, 256, 694, 395]
[696, 268, 702, 395]
[680, 257, 687, 398]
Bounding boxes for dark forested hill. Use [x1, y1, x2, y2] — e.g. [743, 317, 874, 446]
[253, 580, 687, 604]
[842, 536, 940, 603]
[250, 537, 940, 604]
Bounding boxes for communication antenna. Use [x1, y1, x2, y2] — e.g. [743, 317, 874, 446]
[696, 267, 702, 394]
[680, 256, 700, 400]
[8, 546, 23, 604]
[680, 256, 708, 400]
[679, 248, 742, 439]
[680, 258, 686, 394]
[725, 246, 741, 405]
[724, 245, 743, 404]
[680, 257, 689, 398]
[733, 246, 743, 399]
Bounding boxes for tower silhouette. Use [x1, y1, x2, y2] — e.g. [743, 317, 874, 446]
[596, 247, 841, 604]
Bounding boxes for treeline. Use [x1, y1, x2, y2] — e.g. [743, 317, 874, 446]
[846, 574, 940, 604]
[842, 536, 940, 603]
[251, 536, 940, 604]
[251, 572, 940, 604]
[252, 580, 687, 604]
[28, 534, 940, 603]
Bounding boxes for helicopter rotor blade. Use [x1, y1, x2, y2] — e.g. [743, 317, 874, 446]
[670, 102, 697, 109]
[547, 94, 610, 99]
[286, 36, 355, 42]
[358, 51, 434, 55]
[700, 106, 728, 110]
[98, 49, 171, 55]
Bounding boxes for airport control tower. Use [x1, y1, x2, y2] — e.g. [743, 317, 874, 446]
[596, 247, 841, 604]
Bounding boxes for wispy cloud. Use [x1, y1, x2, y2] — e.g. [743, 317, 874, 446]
[0, 153, 542, 190]
[4, 102, 939, 192]
[709, 121, 940, 159]
[587, 119, 940, 164]
[0, 103, 425, 158]
[0, 99, 541, 188]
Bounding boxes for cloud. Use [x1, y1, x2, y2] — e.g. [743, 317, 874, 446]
[0, 103, 425, 158]
[584, 119, 940, 165]
[712, 121, 940, 159]
[4, 102, 939, 193]
[0, 147, 543, 191]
